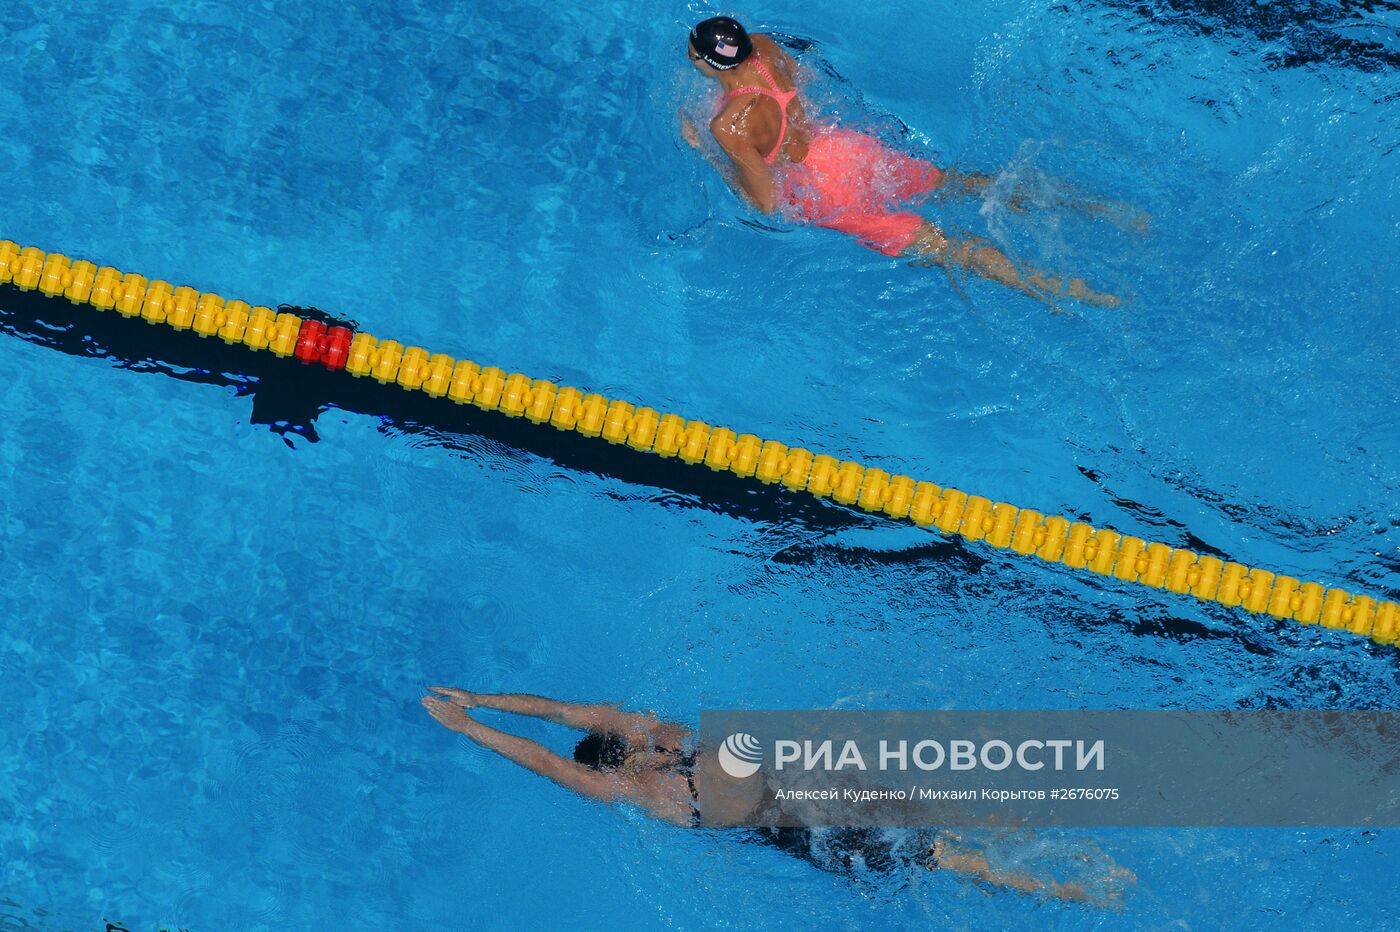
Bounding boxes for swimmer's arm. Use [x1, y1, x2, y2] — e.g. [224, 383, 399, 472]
[680, 111, 703, 149]
[680, 111, 748, 199]
[422, 697, 623, 801]
[434, 689, 688, 746]
[712, 119, 778, 213]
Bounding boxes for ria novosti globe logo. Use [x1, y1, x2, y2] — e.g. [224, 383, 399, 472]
[718, 733, 763, 778]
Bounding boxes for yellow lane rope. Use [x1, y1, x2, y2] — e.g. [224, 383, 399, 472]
[3, 238, 1394, 647]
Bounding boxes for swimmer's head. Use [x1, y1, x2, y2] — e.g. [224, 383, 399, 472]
[688, 16, 753, 73]
[574, 732, 629, 771]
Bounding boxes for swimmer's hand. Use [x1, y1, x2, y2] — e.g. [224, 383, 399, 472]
[422, 694, 477, 734]
[679, 109, 702, 149]
[429, 686, 482, 709]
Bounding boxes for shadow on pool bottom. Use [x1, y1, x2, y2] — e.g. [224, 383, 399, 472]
[0, 281, 956, 550]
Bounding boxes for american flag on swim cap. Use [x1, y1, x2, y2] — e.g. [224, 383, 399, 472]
[715, 41, 739, 57]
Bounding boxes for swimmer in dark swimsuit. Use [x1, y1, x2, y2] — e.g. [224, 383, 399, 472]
[681, 16, 1136, 309]
[422, 688, 1133, 905]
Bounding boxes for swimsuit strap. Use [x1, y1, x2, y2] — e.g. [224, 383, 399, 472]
[680, 751, 700, 824]
[752, 57, 794, 98]
[719, 55, 798, 165]
[656, 745, 703, 823]
[678, 750, 699, 797]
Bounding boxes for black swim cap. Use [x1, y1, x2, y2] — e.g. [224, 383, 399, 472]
[574, 732, 629, 771]
[690, 16, 753, 71]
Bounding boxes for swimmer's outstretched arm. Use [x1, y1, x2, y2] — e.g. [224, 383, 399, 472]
[429, 688, 689, 747]
[422, 695, 624, 802]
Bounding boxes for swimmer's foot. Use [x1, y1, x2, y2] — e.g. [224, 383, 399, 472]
[926, 830, 1133, 909]
[1045, 187, 1152, 236]
[1066, 278, 1121, 309]
[1124, 209, 1151, 235]
[1096, 202, 1151, 236]
[1030, 273, 1121, 310]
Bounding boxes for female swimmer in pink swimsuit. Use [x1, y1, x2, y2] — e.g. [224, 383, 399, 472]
[681, 16, 1122, 309]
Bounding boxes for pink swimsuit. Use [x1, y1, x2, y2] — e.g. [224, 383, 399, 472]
[720, 58, 799, 165]
[719, 58, 944, 256]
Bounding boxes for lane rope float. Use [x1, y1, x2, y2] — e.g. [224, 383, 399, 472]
[3, 238, 1395, 648]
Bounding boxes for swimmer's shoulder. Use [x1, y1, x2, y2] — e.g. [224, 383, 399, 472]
[751, 34, 799, 79]
[709, 103, 750, 152]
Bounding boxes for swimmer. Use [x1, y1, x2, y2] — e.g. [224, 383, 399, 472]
[422, 687, 702, 825]
[680, 16, 1127, 309]
[422, 687, 1133, 905]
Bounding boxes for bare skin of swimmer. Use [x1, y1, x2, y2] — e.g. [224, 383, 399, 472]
[423, 688, 700, 824]
[423, 687, 1134, 906]
[681, 33, 1125, 309]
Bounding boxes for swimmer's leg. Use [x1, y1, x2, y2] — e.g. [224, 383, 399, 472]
[934, 169, 1150, 233]
[926, 832, 1119, 907]
[907, 223, 1120, 309]
[1046, 184, 1152, 234]
[930, 167, 993, 200]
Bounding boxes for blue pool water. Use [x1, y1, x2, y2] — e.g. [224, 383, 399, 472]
[2, 0, 1399, 928]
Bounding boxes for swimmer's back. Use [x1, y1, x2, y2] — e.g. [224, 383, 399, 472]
[714, 35, 810, 164]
